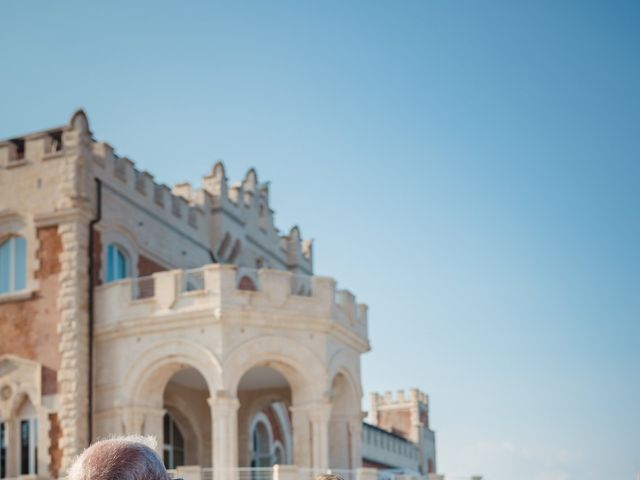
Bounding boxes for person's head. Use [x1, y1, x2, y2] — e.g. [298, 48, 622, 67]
[68, 436, 168, 480]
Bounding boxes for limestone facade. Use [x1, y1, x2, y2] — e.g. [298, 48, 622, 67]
[0, 111, 380, 478]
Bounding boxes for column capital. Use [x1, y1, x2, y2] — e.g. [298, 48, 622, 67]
[207, 390, 240, 410]
[308, 402, 332, 423]
[290, 401, 332, 422]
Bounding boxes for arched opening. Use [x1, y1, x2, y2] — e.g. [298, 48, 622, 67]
[162, 367, 212, 468]
[0, 236, 26, 294]
[238, 276, 257, 291]
[237, 366, 293, 468]
[273, 441, 285, 465]
[329, 372, 360, 469]
[163, 412, 185, 469]
[250, 416, 271, 467]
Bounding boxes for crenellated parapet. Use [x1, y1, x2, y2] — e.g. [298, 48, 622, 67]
[371, 389, 430, 408]
[1, 111, 314, 273]
[94, 264, 368, 350]
[90, 141, 207, 233]
[201, 161, 313, 273]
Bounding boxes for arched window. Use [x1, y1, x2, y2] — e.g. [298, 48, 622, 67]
[273, 442, 285, 466]
[250, 419, 272, 467]
[163, 413, 185, 469]
[106, 244, 130, 283]
[0, 236, 26, 294]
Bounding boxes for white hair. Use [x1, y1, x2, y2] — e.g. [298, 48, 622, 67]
[68, 435, 167, 480]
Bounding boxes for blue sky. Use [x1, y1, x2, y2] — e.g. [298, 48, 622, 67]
[1, 1, 639, 479]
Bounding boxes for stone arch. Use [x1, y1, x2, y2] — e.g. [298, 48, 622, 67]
[326, 350, 363, 401]
[223, 336, 326, 402]
[122, 339, 222, 408]
[328, 365, 363, 469]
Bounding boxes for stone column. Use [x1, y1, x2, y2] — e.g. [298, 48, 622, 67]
[36, 407, 52, 478]
[209, 391, 240, 480]
[348, 417, 363, 469]
[308, 402, 332, 471]
[141, 408, 167, 457]
[5, 418, 18, 478]
[289, 405, 311, 467]
[57, 113, 94, 469]
[58, 218, 91, 469]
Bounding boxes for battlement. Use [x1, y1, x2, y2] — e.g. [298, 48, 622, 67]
[0, 110, 313, 271]
[371, 389, 429, 407]
[91, 140, 207, 232]
[200, 161, 313, 271]
[0, 111, 84, 167]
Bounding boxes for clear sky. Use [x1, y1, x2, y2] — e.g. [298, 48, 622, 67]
[1, 1, 639, 479]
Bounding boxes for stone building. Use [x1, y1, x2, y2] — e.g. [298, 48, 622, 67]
[0, 111, 436, 480]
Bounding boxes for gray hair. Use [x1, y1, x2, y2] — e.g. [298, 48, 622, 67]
[68, 436, 168, 480]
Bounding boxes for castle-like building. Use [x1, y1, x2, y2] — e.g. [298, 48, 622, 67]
[0, 111, 437, 480]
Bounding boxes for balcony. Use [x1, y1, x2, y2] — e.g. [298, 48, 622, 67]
[94, 264, 369, 345]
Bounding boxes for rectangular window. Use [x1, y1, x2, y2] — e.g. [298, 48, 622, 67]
[14, 237, 26, 291]
[1, 422, 6, 479]
[20, 420, 29, 474]
[20, 419, 37, 475]
[0, 242, 9, 293]
[107, 244, 115, 282]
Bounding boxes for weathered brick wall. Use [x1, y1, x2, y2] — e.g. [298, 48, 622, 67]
[377, 409, 412, 440]
[48, 412, 63, 478]
[0, 226, 62, 387]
